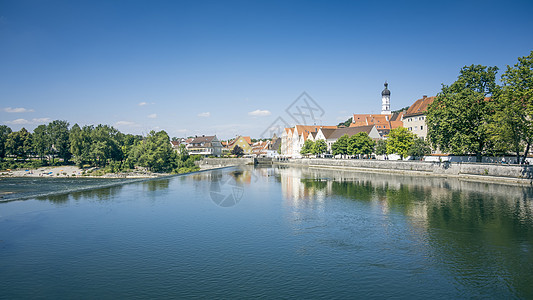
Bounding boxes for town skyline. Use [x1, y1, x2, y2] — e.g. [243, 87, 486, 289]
[2, 0, 533, 140]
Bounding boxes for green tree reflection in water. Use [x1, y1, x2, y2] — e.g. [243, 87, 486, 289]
[282, 167, 533, 298]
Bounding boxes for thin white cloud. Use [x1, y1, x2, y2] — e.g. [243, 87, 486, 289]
[115, 121, 139, 127]
[5, 117, 51, 125]
[4, 107, 34, 113]
[6, 118, 31, 125]
[248, 109, 272, 117]
[198, 112, 211, 117]
[147, 113, 157, 119]
[138, 102, 148, 106]
[32, 118, 51, 123]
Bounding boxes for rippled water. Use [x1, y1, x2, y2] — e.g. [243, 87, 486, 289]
[1, 166, 532, 299]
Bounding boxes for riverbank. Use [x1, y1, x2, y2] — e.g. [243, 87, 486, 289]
[275, 158, 533, 186]
[0, 165, 166, 178]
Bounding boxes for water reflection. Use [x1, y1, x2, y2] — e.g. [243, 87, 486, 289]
[276, 166, 533, 298]
[143, 178, 170, 192]
[36, 185, 125, 203]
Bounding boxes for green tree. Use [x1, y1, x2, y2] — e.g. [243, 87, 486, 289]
[33, 124, 50, 161]
[337, 117, 353, 128]
[347, 132, 375, 156]
[407, 138, 432, 159]
[90, 125, 122, 166]
[300, 139, 314, 155]
[427, 65, 499, 162]
[0, 125, 12, 160]
[331, 134, 349, 156]
[386, 127, 416, 159]
[491, 51, 533, 164]
[6, 128, 32, 159]
[231, 145, 244, 157]
[375, 139, 387, 156]
[137, 130, 177, 172]
[312, 139, 327, 155]
[47, 120, 71, 163]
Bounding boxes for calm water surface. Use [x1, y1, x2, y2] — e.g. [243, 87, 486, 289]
[1, 166, 532, 299]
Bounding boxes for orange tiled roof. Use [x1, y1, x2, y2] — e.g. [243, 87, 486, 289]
[351, 114, 393, 130]
[404, 96, 436, 117]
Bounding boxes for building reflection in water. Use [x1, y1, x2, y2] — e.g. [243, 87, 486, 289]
[275, 165, 533, 298]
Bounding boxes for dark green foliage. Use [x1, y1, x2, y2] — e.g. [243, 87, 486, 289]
[5, 128, 32, 159]
[300, 139, 314, 155]
[0, 125, 13, 160]
[0, 120, 197, 174]
[386, 127, 416, 159]
[427, 65, 498, 162]
[375, 139, 387, 156]
[491, 51, 533, 164]
[347, 132, 375, 156]
[392, 106, 410, 114]
[331, 134, 349, 156]
[408, 138, 431, 159]
[133, 130, 177, 172]
[312, 139, 327, 155]
[337, 117, 353, 128]
[232, 145, 244, 157]
[33, 124, 50, 161]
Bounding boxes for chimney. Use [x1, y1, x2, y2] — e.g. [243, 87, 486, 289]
[423, 95, 427, 99]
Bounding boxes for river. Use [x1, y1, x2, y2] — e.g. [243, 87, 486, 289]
[0, 166, 532, 298]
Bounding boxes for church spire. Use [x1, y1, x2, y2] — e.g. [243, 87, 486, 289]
[381, 81, 391, 114]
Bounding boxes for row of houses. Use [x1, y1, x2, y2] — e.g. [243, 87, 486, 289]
[170, 134, 281, 157]
[280, 83, 435, 157]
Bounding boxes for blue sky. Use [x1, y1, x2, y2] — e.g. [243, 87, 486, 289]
[1, 0, 532, 140]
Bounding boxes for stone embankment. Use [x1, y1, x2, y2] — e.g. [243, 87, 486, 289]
[275, 158, 533, 185]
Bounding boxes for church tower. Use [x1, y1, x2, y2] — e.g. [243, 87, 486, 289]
[381, 81, 391, 115]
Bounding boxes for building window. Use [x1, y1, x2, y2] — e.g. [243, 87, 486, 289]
[415, 126, 418, 130]
[409, 127, 412, 131]
[420, 126, 423, 130]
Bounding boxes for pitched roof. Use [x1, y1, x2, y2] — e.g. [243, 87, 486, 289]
[190, 135, 216, 144]
[351, 114, 393, 130]
[319, 128, 337, 139]
[404, 96, 436, 117]
[326, 125, 376, 140]
[390, 111, 405, 122]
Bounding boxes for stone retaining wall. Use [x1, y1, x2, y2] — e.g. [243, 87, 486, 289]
[275, 158, 533, 184]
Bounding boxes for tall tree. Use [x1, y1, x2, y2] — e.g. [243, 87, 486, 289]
[300, 139, 314, 155]
[136, 130, 176, 172]
[0, 125, 12, 160]
[47, 120, 71, 163]
[375, 139, 387, 156]
[331, 134, 349, 156]
[6, 128, 32, 159]
[90, 125, 122, 166]
[33, 124, 50, 161]
[231, 145, 244, 157]
[347, 132, 375, 156]
[312, 139, 327, 155]
[426, 65, 499, 162]
[407, 138, 432, 159]
[492, 51, 533, 164]
[386, 127, 416, 159]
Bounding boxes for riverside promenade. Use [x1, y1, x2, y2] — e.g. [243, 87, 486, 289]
[276, 158, 533, 185]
